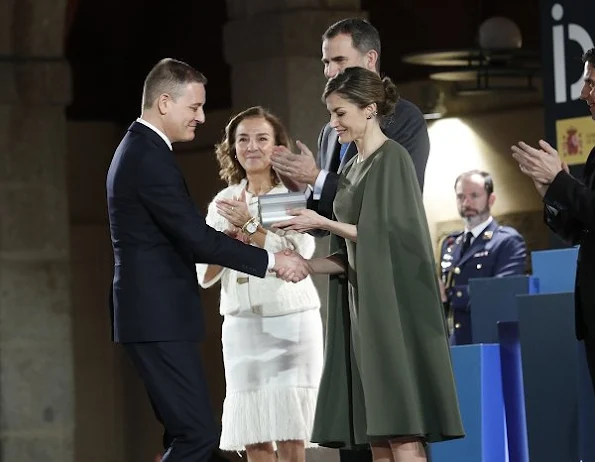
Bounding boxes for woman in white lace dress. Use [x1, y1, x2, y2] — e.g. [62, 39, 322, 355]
[196, 106, 323, 462]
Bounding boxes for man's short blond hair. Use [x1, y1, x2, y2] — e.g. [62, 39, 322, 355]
[141, 58, 207, 110]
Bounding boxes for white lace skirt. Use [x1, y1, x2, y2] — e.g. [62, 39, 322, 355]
[219, 308, 324, 451]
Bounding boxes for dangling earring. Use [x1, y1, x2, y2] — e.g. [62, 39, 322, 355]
[366, 111, 378, 120]
[366, 114, 372, 120]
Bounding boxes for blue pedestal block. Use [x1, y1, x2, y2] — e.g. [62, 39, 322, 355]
[517, 292, 579, 462]
[578, 342, 595, 462]
[531, 247, 578, 293]
[497, 322, 528, 462]
[469, 276, 538, 344]
[529, 247, 595, 461]
[431, 344, 506, 462]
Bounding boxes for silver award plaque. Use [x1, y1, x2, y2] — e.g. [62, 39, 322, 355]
[258, 192, 307, 228]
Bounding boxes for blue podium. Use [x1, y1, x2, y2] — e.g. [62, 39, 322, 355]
[517, 247, 595, 462]
[431, 344, 506, 462]
[431, 248, 595, 461]
[517, 292, 578, 461]
[497, 321, 529, 462]
[530, 247, 595, 461]
[578, 342, 595, 462]
[467, 276, 535, 462]
[531, 247, 578, 293]
[469, 275, 538, 344]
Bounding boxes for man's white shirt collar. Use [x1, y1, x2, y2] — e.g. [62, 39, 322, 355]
[465, 216, 493, 240]
[136, 117, 173, 151]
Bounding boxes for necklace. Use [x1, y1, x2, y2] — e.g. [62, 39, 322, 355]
[246, 184, 275, 196]
[246, 184, 276, 205]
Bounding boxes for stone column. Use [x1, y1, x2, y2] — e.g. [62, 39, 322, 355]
[0, 1, 75, 460]
[224, 0, 363, 147]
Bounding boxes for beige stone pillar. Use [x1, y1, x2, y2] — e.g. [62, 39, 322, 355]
[0, 1, 75, 460]
[224, 0, 363, 147]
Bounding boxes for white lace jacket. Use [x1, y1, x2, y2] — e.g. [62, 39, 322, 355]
[196, 180, 321, 317]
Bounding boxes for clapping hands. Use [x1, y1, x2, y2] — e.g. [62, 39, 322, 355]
[216, 190, 252, 228]
[272, 248, 311, 283]
[511, 140, 565, 185]
[271, 141, 320, 189]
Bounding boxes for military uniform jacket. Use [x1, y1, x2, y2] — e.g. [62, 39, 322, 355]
[440, 219, 527, 310]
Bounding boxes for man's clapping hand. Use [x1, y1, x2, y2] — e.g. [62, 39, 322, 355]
[272, 249, 311, 283]
[270, 141, 319, 191]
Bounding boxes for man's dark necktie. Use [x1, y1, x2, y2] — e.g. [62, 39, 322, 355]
[339, 143, 349, 162]
[461, 231, 473, 255]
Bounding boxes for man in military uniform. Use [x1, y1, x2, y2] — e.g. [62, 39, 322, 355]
[440, 170, 527, 345]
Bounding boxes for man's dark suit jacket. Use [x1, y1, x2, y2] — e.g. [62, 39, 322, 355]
[308, 98, 430, 219]
[106, 121, 268, 343]
[544, 147, 595, 340]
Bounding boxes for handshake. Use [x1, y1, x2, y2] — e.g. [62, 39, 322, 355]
[224, 228, 311, 283]
[272, 249, 312, 283]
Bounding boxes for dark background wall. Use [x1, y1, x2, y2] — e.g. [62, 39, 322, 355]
[64, 0, 540, 122]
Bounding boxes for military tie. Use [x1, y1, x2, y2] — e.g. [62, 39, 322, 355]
[461, 231, 473, 255]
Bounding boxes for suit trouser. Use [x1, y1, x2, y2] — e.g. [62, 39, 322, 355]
[124, 341, 219, 462]
[584, 337, 595, 396]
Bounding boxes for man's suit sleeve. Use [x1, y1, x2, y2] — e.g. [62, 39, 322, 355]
[385, 99, 430, 192]
[544, 170, 592, 233]
[308, 171, 339, 220]
[306, 125, 335, 237]
[137, 152, 268, 277]
[307, 125, 334, 217]
[544, 205, 583, 245]
[493, 232, 527, 277]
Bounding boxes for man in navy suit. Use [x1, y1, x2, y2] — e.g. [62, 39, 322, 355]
[106, 58, 308, 462]
[270, 18, 430, 227]
[440, 170, 527, 345]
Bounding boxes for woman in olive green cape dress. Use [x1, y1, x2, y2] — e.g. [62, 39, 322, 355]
[274, 67, 464, 461]
[310, 138, 465, 447]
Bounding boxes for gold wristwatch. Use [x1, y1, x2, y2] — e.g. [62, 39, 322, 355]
[242, 217, 259, 235]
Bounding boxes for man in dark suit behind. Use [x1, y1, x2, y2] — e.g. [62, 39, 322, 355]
[106, 58, 308, 462]
[513, 48, 595, 394]
[270, 18, 430, 223]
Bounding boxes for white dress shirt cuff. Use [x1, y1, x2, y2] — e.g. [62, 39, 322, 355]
[267, 251, 276, 270]
[312, 169, 329, 200]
